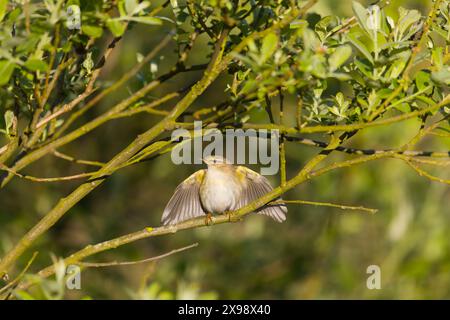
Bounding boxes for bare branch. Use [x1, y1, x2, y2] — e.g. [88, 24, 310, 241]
[79, 243, 199, 268]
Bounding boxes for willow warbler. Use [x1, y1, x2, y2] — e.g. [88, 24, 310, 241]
[161, 155, 287, 225]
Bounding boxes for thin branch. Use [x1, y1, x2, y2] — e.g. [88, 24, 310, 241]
[35, 88, 99, 129]
[271, 200, 378, 214]
[42, 24, 63, 106]
[278, 89, 286, 186]
[0, 137, 19, 166]
[0, 164, 94, 182]
[52, 150, 105, 167]
[112, 91, 180, 119]
[428, 130, 450, 138]
[187, 1, 216, 40]
[0, 252, 38, 296]
[264, 94, 275, 123]
[407, 157, 450, 166]
[79, 243, 198, 268]
[286, 136, 450, 158]
[310, 152, 395, 178]
[296, 96, 303, 129]
[396, 155, 450, 185]
[403, 115, 450, 150]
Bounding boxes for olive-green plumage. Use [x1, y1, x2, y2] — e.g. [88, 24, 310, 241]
[161, 155, 287, 225]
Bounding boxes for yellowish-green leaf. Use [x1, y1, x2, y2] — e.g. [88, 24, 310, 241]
[82, 25, 104, 38]
[0, 60, 15, 86]
[127, 16, 163, 25]
[260, 33, 278, 64]
[385, 59, 406, 80]
[415, 71, 432, 92]
[329, 45, 352, 71]
[348, 33, 374, 64]
[4, 110, 14, 135]
[432, 47, 443, 70]
[106, 18, 127, 37]
[125, 0, 138, 15]
[431, 68, 450, 85]
[352, 1, 370, 36]
[0, 0, 7, 22]
[24, 59, 49, 72]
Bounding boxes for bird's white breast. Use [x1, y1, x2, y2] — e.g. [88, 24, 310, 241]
[200, 167, 241, 214]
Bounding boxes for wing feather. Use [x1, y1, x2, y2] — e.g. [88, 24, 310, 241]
[161, 170, 206, 225]
[236, 166, 287, 223]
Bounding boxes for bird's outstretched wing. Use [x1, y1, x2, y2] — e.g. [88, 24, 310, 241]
[161, 170, 207, 225]
[236, 166, 287, 222]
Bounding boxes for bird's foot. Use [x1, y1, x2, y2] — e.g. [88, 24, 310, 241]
[224, 211, 234, 222]
[205, 213, 213, 226]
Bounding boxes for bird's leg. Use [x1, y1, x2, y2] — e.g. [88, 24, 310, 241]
[204, 213, 213, 226]
[224, 210, 233, 222]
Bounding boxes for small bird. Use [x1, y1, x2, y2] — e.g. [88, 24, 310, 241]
[161, 155, 287, 225]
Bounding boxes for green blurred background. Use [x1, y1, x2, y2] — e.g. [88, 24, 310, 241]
[2, 0, 450, 299]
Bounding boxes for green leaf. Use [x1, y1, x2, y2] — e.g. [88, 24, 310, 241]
[329, 72, 352, 81]
[431, 47, 443, 70]
[0, 0, 7, 22]
[352, 1, 370, 36]
[336, 92, 345, 106]
[354, 58, 372, 78]
[260, 33, 278, 64]
[315, 16, 336, 42]
[82, 52, 94, 74]
[124, 0, 150, 16]
[366, 6, 381, 32]
[106, 18, 127, 37]
[24, 59, 49, 72]
[4, 110, 14, 135]
[125, 0, 138, 15]
[376, 88, 394, 99]
[385, 59, 406, 80]
[431, 68, 450, 86]
[290, 19, 307, 30]
[127, 16, 163, 25]
[302, 28, 321, 52]
[310, 55, 327, 78]
[13, 289, 36, 300]
[328, 106, 342, 117]
[367, 90, 381, 113]
[0, 60, 16, 86]
[82, 25, 104, 38]
[329, 45, 352, 71]
[397, 7, 421, 40]
[416, 95, 436, 107]
[6, 6, 19, 22]
[347, 33, 374, 64]
[415, 71, 432, 92]
[394, 103, 410, 113]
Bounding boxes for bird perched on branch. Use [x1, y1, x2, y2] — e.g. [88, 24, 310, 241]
[161, 155, 287, 225]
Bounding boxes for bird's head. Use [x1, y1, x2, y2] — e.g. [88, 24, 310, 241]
[202, 155, 232, 166]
